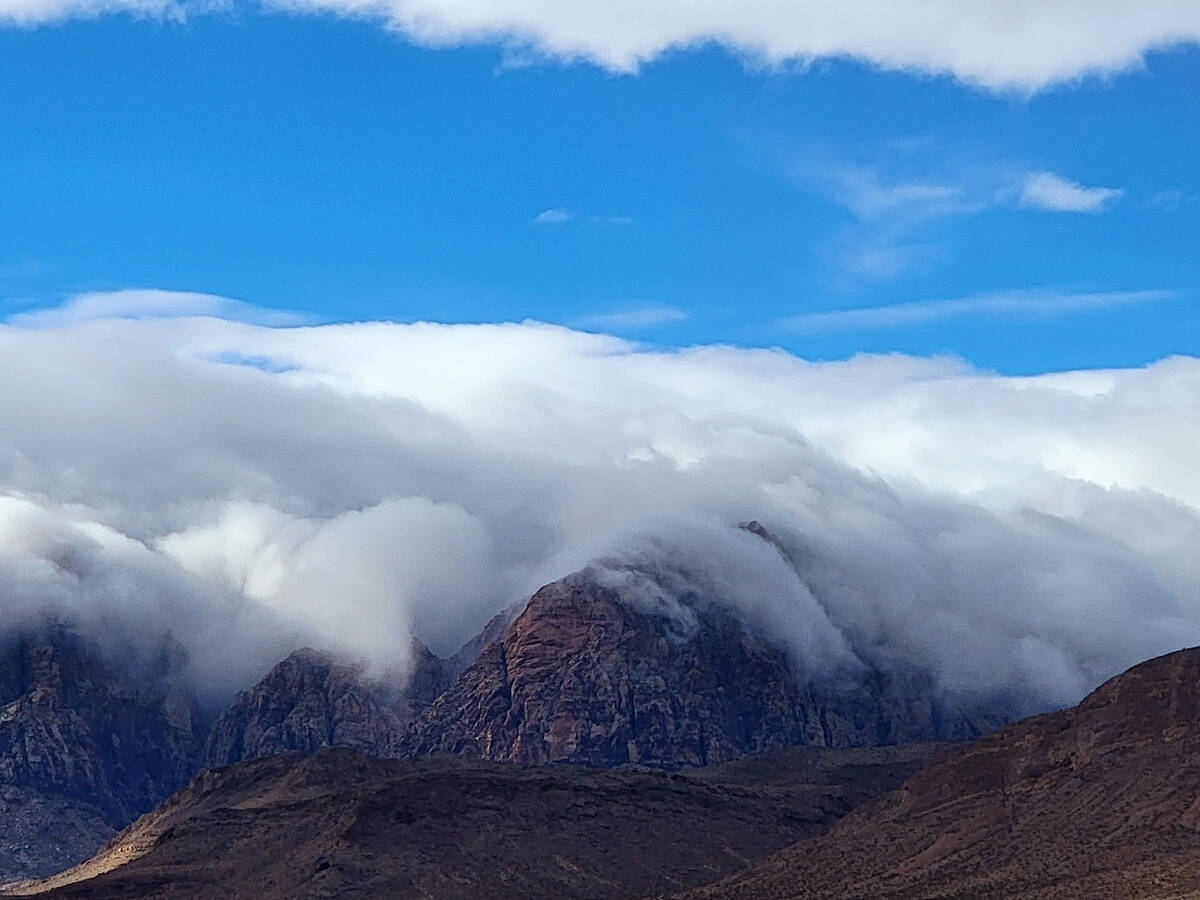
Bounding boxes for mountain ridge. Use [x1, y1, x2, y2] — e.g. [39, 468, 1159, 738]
[676, 644, 1200, 899]
[2, 558, 1020, 883]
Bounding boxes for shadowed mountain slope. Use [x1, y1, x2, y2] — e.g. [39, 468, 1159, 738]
[0, 629, 206, 882]
[199, 643, 448, 769]
[679, 645, 1200, 900]
[9, 743, 939, 899]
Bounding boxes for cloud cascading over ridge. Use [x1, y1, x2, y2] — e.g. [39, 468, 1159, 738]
[1, 289, 1199, 713]
[3, 0, 1200, 91]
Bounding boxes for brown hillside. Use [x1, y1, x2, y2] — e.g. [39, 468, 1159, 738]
[7, 744, 938, 899]
[679, 646, 1200, 899]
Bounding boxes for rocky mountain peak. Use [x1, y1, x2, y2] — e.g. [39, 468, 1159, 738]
[401, 569, 999, 767]
[198, 639, 449, 770]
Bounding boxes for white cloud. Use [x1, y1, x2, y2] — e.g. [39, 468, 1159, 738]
[4, 1, 1200, 91]
[534, 208, 633, 226]
[577, 304, 687, 330]
[782, 288, 1174, 333]
[793, 157, 1133, 284]
[0, 0, 177, 24]
[10, 288, 309, 327]
[2, 291, 1199, 714]
[1020, 171, 1124, 213]
[819, 167, 972, 223]
[534, 207, 574, 225]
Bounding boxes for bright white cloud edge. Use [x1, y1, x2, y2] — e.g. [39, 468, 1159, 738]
[3, 0, 1200, 91]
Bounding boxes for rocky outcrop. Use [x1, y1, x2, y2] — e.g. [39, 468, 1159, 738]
[0, 630, 452, 883]
[443, 601, 524, 681]
[0, 628, 206, 881]
[402, 571, 997, 767]
[199, 641, 449, 769]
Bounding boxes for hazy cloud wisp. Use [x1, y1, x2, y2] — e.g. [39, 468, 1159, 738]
[781, 288, 1175, 333]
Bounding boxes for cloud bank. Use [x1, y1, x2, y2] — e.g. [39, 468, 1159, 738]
[4, 0, 1200, 91]
[2, 290, 1199, 713]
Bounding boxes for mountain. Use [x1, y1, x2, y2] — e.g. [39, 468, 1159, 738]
[8, 743, 940, 899]
[0, 628, 206, 882]
[0, 557, 1008, 884]
[199, 641, 448, 769]
[402, 569, 999, 767]
[21, 645, 1200, 899]
[1, 632, 451, 885]
[679, 645, 1200, 899]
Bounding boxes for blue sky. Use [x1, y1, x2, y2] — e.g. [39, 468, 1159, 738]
[1, 7, 1197, 374]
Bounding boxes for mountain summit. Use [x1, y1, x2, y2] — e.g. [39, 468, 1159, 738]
[402, 569, 999, 767]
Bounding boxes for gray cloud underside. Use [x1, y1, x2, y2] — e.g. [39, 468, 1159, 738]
[1, 294, 1198, 712]
[3, 0, 1200, 91]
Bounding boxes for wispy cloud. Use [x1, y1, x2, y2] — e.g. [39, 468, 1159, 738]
[780, 288, 1175, 334]
[1019, 172, 1123, 213]
[822, 167, 974, 223]
[534, 207, 575, 225]
[797, 160, 983, 285]
[788, 150, 1131, 286]
[1146, 189, 1200, 211]
[534, 208, 632, 226]
[9, 289, 311, 328]
[577, 304, 687, 330]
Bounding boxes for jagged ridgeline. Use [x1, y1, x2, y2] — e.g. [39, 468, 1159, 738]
[2, 556, 1009, 883]
[13, 642, 1200, 898]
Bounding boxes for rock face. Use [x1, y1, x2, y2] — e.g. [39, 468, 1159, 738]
[682, 645, 1200, 899]
[0, 628, 206, 881]
[199, 641, 449, 769]
[402, 571, 996, 767]
[0, 631, 450, 883]
[443, 601, 524, 681]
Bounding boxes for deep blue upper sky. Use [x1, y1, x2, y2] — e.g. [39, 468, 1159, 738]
[1, 13, 1197, 373]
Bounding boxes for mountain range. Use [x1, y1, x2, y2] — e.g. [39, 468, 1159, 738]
[6, 555, 1196, 897]
[9, 642, 1200, 898]
[1, 557, 1002, 884]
